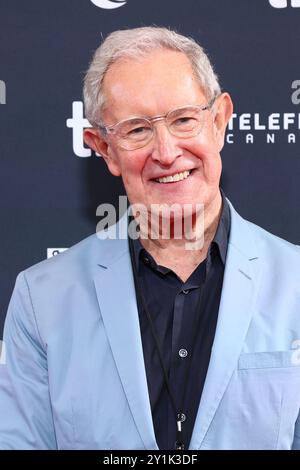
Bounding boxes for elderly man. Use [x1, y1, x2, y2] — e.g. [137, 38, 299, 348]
[0, 27, 300, 451]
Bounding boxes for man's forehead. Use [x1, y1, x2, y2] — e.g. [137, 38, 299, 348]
[103, 49, 195, 90]
[101, 49, 205, 120]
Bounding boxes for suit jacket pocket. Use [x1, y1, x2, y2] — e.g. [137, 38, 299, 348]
[238, 350, 300, 370]
[233, 350, 300, 449]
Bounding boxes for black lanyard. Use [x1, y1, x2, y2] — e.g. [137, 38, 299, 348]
[128, 234, 207, 450]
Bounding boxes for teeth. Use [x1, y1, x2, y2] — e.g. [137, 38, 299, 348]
[156, 170, 191, 184]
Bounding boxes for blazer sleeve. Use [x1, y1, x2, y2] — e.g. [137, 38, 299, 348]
[0, 272, 57, 449]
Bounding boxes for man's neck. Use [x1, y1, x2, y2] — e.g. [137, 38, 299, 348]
[137, 191, 223, 282]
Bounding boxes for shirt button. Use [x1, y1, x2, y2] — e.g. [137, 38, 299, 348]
[143, 256, 150, 264]
[179, 348, 188, 358]
[182, 289, 189, 295]
[177, 413, 186, 422]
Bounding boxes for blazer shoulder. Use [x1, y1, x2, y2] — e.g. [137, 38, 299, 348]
[22, 231, 126, 290]
[227, 200, 300, 265]
[23, 233, 98, 279]
[21, 221, 129, 289]
[246, 219, 300, 265]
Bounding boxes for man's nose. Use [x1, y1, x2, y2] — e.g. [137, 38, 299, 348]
[150, 121, 182, 165]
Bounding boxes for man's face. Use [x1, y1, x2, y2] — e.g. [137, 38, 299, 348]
[85, 49, 233, 213]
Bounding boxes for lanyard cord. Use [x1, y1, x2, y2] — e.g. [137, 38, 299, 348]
[128, 234, 206, 450]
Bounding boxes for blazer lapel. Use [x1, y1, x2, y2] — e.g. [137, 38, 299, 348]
[189, 201, 263, 450]
[93, 218, 158, 450]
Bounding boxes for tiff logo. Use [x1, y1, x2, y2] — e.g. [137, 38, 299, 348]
[269, 0, 300, 7]
[66, 101, 100, 157]
[0, 80, 6, 104]
[90, 0, 127, 9]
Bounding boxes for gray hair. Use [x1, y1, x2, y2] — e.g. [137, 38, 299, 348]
[83, 26, 221, 127]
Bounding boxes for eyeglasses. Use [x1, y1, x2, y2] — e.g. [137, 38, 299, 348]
[99, 98, 216, 151]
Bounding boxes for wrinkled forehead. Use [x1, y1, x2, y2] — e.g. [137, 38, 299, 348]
[101, 50, 207, 122]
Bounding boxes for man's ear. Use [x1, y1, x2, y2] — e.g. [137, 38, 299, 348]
[212, 92, 233, 151]
[83, 128, 121, 176]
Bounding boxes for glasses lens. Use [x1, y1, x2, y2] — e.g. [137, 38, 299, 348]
[116, 118, 152, 149]
[167, 107, 203, 137]
[110, 105, 208, 150]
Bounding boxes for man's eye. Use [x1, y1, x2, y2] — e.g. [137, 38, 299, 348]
[129, 127, 148, 135]
[126, 126, 152, 139]
[175, 117, 193, 125]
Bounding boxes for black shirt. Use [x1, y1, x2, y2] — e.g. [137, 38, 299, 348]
[129, 193, 231, 450]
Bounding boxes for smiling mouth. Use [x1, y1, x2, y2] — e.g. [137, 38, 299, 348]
[154, 170, 193, 184]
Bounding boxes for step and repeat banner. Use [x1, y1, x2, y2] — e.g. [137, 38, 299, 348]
[0, 0, 300, 332]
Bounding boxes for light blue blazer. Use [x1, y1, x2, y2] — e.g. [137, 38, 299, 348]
[0, 200, 300, 450]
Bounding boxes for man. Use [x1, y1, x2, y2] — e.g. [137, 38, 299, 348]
[0, 26, 300, 450]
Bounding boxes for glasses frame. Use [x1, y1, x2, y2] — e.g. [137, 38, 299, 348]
[98, 97, 217, 150]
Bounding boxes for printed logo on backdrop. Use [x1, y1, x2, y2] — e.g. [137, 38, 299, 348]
[90, 0, 127, 9]
[47, 248, 68, 259]
[67, 102, 100, 157]
[226, 81, 300, 145]
[67, 102, 94, 157]
[67, 92, 300, 155]
[0, 80, 6, 104]
[269, 0, 300, 7]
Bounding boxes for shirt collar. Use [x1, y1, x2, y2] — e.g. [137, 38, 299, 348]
[212, 189, 231, 265]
